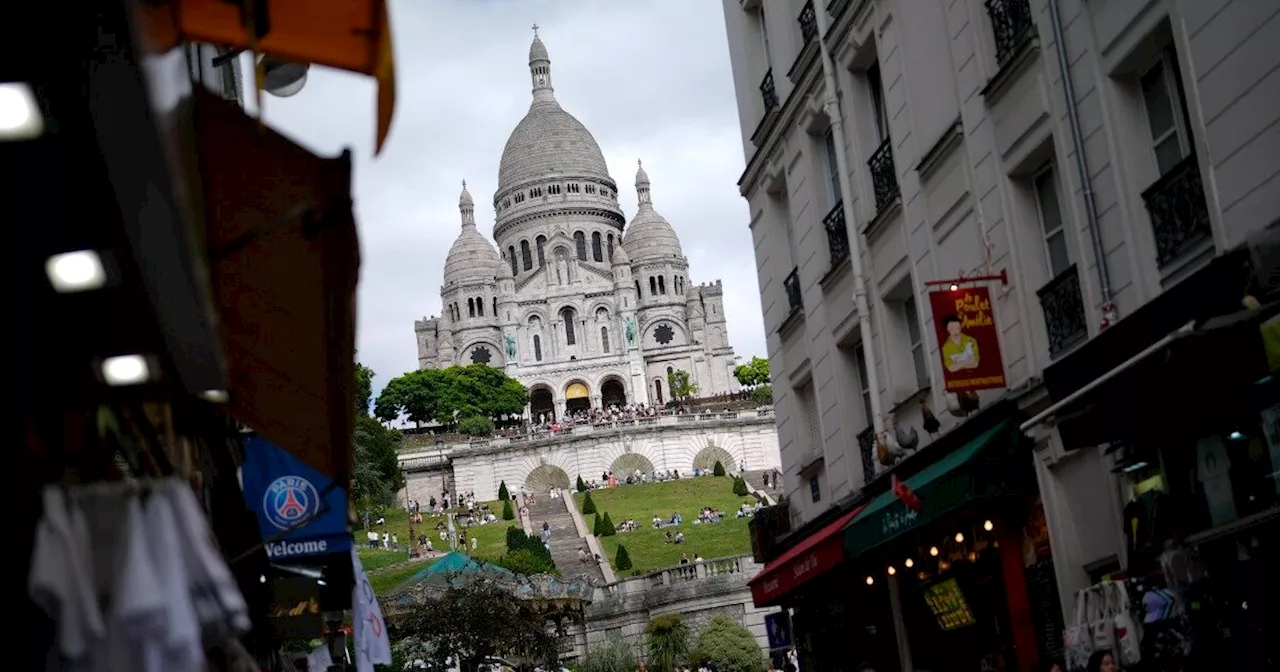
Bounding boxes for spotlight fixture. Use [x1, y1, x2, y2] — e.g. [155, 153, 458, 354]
[983, 520, 994, 532]
[904, 558, 914, 568]
[46, 250, 107, 293]
[865, 576, 874, 585]
[949, 283, 959, 291]
[887, 566, 896, 576]
[101, 355, 151, 386]
[955, 532, 965, 543]
[0, 82, 44, 140]
[929, 546, 939, 557]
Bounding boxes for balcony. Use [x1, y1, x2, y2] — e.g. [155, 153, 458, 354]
[823, 201, 850, 266]
[798, 1, 818, 43]
[783, 267, 802, 314]
[858, 427, 876, 485]
[787, 1, 821, 81]
[868, 137, 899, 215]
[760, 69, 779, 112]
[984, 0, 1035, 65]
[1036, 265, 1088, 358]
[1142, 155, 1212, 268]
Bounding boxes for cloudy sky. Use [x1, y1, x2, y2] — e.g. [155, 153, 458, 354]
[256, 1, 764, 395]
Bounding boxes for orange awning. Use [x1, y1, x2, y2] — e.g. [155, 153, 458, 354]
[194, 87, 359, 489]
[136, 0, 396, 152]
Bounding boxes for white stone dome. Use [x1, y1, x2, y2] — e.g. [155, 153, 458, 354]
[623, 161, 684, 262]
[444, 181, 500, 285]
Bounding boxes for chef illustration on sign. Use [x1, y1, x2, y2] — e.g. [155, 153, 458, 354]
[940, 314, 980, 373]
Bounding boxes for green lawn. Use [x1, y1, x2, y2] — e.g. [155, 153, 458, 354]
[359, 503, 518, 563]
[574, 477, 755, 575]
[370, 557, 439, 595]
[357, 548, 406, 572]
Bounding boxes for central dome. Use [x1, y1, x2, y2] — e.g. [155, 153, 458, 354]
[497, 32, 612, 194]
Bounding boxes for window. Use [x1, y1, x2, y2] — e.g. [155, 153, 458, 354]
[592, 232, 603, 262]
[574, 231, 587, 260]
[549, 184, 561, 195]
[1034, 167, 1071, 277]
[467, 298, 475, 318]
[561, 307, 577, 346]
[868, 65, 889, 143]
[607, 234, 614, 261]
[654, 378, 664, 404]
[1141, 47, 1193, 176]
[601, 327, 610, 353]
[903, 296, 929, 390]
[476, 297, 484, 317]
[854, 345, 874, 425]
[809, 475, 821, 503]
[586, 184, 597, 194]
[759, 8, 771, 69]
[533, 334, 542, 361]
[508, 246, 518, 276]
[514, 193, 525, 204]
[493, 297, 497, 316]
[536, 236, 547, 267]
[658, 276, 666, 295]
[635, 280, 641, 297]
[823, 128, 841, 208]
[649, 276, 657, 296]
[521, 240, 533, 270]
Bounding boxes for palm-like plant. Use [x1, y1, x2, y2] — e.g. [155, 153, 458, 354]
[645, 614, 690, 672]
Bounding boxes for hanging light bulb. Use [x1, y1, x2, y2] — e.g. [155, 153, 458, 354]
[930, 546, 939, 557]
[968, 551, 977, 562]
[955, 532, 965, 543]
[865, 575, 875, 585]
[905, 558, 914, 568]
[983, 520, 994, 532]
[887, 566, 896, 576]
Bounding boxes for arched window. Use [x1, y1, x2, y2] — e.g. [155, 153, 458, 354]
[655, 378, 664, 405]
[649, 276, 657, 296]
[560, 307, 577, 345]
[507, 246, 517, 276]
[596, 307, 609, 321]
[574, 231, 587, 261]
[533, 334, 542, 361]
[591, 232, 603, 262]
[493, 297, 497, 316]
[658, 276, 666, 294]
[467, 298, 475, 317]
[521, 240, 533, 270]
[667, 366, 674, 377]
[536, 235, 547, 267]
[476, 297, 484, 317]
[607, 234, 614, 261]
[635, 280, 641, 297]
[601, 326, 610, 353]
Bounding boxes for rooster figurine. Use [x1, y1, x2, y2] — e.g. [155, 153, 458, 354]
[920, 398, 941, 436]
[893, 417, 919, 452]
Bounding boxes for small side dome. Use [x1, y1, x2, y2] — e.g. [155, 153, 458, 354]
[444, 180, 500, 285]
[622, 161, 684, 263]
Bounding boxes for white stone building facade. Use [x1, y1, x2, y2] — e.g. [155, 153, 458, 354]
[415, 32, 741, 419]
[722, 0, 1278, 616]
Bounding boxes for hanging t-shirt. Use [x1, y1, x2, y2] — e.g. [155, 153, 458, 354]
[1196, 437, 1237, 527]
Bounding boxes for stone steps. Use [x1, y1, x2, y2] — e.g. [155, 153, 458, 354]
[526, 497, 606, 584]
[741, 469, 783, 501]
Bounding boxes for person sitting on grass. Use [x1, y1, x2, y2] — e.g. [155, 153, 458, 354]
[665, 530, 674, 544]
[674, 531, 685, 544]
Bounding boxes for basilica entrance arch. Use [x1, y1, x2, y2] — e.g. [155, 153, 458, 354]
[693, 446, 736, 474]
[610, 453, 655, 478]
[530, 385, 555, 422]
[600, 376, 627, 408]
[526, 464, 571, 492]
[564, 380, 591, 415]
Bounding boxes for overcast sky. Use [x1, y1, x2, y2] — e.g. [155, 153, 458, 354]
[255, 1, 763, 395]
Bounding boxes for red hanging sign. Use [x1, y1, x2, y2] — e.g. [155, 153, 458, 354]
[928, 285, 1007, 392]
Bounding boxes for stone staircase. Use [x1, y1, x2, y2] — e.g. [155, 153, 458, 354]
[525, 496, 606, 584]
[741, 469, 783, 503]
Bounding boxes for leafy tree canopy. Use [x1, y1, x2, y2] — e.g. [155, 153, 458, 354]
[667, 369, 698, 402]
[375, 364, 528, 425]
[355, 361, 375, 416]
[733, 356, 771, 388]
[351, 364, 403, 513]
[389, 578, 560, 672]
[691, 614, 764, 672]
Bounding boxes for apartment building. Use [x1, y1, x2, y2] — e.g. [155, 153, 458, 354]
[729, 0, 1279, 669]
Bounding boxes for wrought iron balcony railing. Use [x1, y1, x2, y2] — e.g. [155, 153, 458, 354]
[784, 267, 802, 314]
[823, 201, 850, 266]
[798, 1, 818, 44]
[760, 69, 779, 112]
[868, 137, 899, 215]
[985, 0, 1035, 65]
[1036, 265, 1088, 357]
[1142, 155, 1211, 268]
[858, 427, 876, 485]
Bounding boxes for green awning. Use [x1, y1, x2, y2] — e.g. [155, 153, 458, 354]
[843, 419, 1026, 556]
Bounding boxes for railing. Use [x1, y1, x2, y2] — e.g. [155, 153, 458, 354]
[798, 1, 818, 44]
[868, 137, 898, 214]
[984, 0, 1036, 65]
[783, 267, 802, 314]
[823, 201, 850, 266]
[760, 69, 779, 111]
[858, 427, 877, 485]
[1141, 155, 1211, 268]
[1036, 265, 1088, 357]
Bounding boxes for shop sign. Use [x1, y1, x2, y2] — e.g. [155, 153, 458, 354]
[241, 435, 353, 560]
[881, 507, 920, 536]
[266, 577, 324, 639]
[765, 612, 793, 650]
[928, 286, 1007, 392]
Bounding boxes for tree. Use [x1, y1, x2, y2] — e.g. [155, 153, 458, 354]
[351, 414, 403, 513]
[579, 634, 636, 672]
[592, 513, 605, 536]
[713, 461, 726, 477]
[733, 356, 771, 389]
[749, 384, 774, 406]
[645, 614, 690, 672]
[576, 475, 587, 492]
[502, 499, 515, 520]
[389, 578, 560, 672]
[601, 512, 617, 537]
[355, 361, 375, 416]
[457, 415, 495, 437]
[667, 369, 698, 402]
[615, 544, 633, 571]
[375, 364, 529, 425]
[493, 549, 558, 576]
[732, 476, 749, 497]
[498, 480, 511, 501]
[581, 490, 597, 515]
[690, 614, 764, 672]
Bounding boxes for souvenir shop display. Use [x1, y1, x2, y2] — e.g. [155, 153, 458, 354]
[1061, 580, 1142, 671]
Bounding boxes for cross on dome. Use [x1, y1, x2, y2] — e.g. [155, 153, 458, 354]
[532, 23, 539, 36]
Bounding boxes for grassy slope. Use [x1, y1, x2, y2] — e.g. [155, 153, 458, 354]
[574, 477, 754, 574]
[357, 503, 517, 562]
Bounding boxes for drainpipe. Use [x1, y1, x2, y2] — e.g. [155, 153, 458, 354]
[811, 6, 885, 438]
[1048, 0, 1117, 326]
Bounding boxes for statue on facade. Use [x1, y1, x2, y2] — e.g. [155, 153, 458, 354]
[625, 317, 636, 346]
[505, 333, 517, 359]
